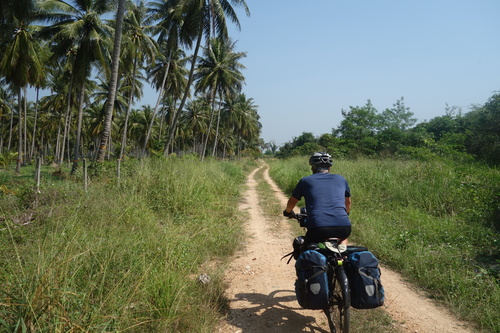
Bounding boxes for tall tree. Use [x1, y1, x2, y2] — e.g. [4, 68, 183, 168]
[335, 100, 381, 155]
[0, 0, 45, 172]
[0, 82, 15, 153]
[377, 97, 416, 153]
[117, 0, 157, 161]
[380, 97, 416, 131]
[128, 105, 153, 154]
[184, 98, 209, 153]
[37, 74, 68, 160]
[463, 93, 500, 165]
[150, 0, 250, 158]
[221, 92, 259, 157]
[29, 45, 50, 162]
[194, 37, 246, 158]
[143, 0, 190, 156]
[146, 45, 188, 155]
[39, 0, 113, 174]
[96, 0, 127, 162]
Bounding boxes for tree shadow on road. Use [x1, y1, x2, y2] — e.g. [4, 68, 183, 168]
[224, 289, 330, 332]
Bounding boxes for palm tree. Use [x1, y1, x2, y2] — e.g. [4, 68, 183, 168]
[38, 86, 66, 160]
[43, 62, 77, 165]
[92, 77, 128, 115]
[221, 92, 259, 157]
[141, 0, 191, 157]
[117, 72, 146, 158]
[128, 105, 154, 156]
[91, 76, 129, 157]
[116, 0, 157, 161]
[145, 44, 188, 156]
[96, 0, 127, 162]
[0, 0, 45, 172]
[39, 0, 114, 174]
[0, 82, 15, 154]
[152, 0, 250, 158]
[184, 98, 210, 154]
[171, 111, 190, 154]
[86, 101, 113, 157]
[237, 94, 260, 156]
[0, 0, 35, 41]
[28, 44, 50, 163]
[194, 36, 246, 158]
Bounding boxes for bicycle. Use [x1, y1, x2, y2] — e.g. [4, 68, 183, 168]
[288, 209, 351, 333]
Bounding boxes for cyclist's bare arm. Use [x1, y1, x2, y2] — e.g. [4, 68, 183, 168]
[285, 196, 299, 214]
[345, 197, 351, 214]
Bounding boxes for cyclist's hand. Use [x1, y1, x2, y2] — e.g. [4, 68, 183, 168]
[283, 210, 296, 219]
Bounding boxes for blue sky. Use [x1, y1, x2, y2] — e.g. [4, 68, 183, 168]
[180, 0, 499, 145]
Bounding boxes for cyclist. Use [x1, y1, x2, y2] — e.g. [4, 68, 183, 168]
[283, 152, 352, 249]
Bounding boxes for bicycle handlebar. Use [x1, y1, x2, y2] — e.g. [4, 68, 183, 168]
[284, 208, 307, 227]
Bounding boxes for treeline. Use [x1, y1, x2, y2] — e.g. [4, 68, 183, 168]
[275, 93, 500, 166]
[0, 0, 260, 174]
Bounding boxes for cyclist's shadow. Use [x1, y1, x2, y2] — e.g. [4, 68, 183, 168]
[225, 289, 330, 332]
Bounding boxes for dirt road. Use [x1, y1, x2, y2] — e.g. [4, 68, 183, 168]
[216, 163, 473, 333]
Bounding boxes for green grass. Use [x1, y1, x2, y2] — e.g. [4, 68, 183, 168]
[0, 157, 254, 332]
[267, 156, 500, 333]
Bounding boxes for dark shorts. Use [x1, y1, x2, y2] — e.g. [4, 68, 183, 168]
[305, 226, 352, 243]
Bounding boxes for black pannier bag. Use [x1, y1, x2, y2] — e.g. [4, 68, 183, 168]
[294, 249, 329, 309]
[346, 250, 385, 309]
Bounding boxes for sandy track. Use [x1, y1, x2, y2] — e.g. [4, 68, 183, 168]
[216, 163, 473, 333]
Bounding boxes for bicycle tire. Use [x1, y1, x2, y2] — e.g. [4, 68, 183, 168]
[324, 266, 350, 333]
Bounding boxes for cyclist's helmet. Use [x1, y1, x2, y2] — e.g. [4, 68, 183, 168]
[309, 152, 333, 168]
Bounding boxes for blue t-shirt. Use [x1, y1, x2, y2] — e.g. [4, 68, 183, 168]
[291, 173, 351, 228]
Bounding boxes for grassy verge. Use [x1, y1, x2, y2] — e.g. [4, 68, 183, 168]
[267, 157, 500, 333]
[0, 157, 256, 332]
[255, 162, 401, 333]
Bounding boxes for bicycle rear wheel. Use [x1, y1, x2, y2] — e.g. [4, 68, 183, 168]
[324, 266, 350, 333]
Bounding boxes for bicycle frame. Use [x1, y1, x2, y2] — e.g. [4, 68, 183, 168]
[325, 254, 350, 333]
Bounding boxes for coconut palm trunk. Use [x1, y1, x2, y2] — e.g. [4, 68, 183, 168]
[71, 86, 85, 175]
[61, 102, 72, 166]
[58, 80, 73, 165]
[142, 51, 172, 157]
[23, 86, 27, 166]
[119, 57, 138, 161]
[201, 93, 216, 161]
[15, 88, 22, 173]
[211, 93, 223, 157]
[55, 118, 61, 162]
[163, 30, 202, 157]
[97, 0, 126, 162]
[29, 88, 40, 161]
[8, 97, 14, 151]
